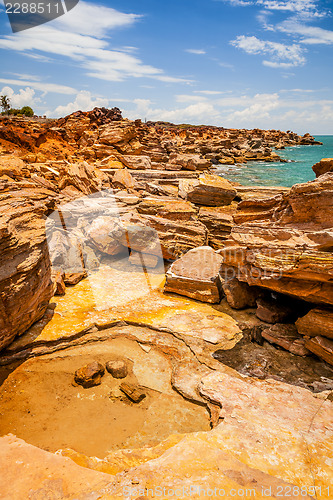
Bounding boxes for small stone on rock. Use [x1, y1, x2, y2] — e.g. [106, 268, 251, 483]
[106, 360, 128, 379]
[74, 361, 105, 388]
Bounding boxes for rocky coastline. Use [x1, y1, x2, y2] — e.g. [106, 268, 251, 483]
[0, 108, 332, 498]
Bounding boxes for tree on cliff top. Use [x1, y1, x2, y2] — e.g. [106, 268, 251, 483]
[0, 95, 10, 114]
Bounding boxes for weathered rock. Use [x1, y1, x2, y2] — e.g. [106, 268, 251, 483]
[120, 382, 146, 403]
[312, 158, 333, 177]
[186, 174, 237, 206]
[106, 359, 128, 379]
[305, 336, 333, 365]
[220, 174, 333, 306]
[296, 308, 333, 340]
[261, 324, 311, 356]
[129, 251, 159, 268]
[0, 188, 54, 351]
[198, 205, 236, 249]
[0, 155, 25, 179]
[74, 361, 105, 388]
[87, 216, 126, 255]
[169, 153, 211, 171]
[222, 277, 259, 309]
[165, 246, 223, 303]
[58, 162, 103, 195]
[122, 212, 207, 260]
[52, 271, 66, 296]
[137, 196, 197, 221]
[121, 155, 152, 170]
[256, 297, 294, 324]
[99, 122, 136, 146]
[64, 272, 87, 286]
[112, 168, 135, 189]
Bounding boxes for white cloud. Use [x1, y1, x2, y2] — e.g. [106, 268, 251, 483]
[195, 90, 225, 95]
[125, 98, 220, 124]
[0, 78, 76, 94]
[185, 49, 206, 55]
[0, 86, 37, 108]
[278, 21, 333, 44]
[0, 1, 189, 84]
[231, 35, 306, 67]
[226, 93, 280, 120]
[49, 90, 109, 117]
[223, 0, 323, 16]
[175, 94, 208, 103]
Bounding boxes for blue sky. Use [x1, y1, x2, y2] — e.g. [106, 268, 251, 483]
[0, 0, 333, 133]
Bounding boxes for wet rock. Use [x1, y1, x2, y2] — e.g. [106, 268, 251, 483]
[305, 336, 333, 365]
[296, 308, 333, 340]
[120, 383, 146, 403]
[106, 359, 128, 379]
[312, 158, 333, 177]
[256, 297, 294, 324]
[222, 278, 259, 310]
[261, 324, 311, 356]
[112, 169, 135, 190]
[74, 362, 105, 388]
[165, 246, 223, 303]
[186, 174, 237, 206]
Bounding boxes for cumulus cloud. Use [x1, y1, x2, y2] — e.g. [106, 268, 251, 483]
[0, 1, 190, 84]
[222, 0, 322, 16]
[0, 86, 37, 108]
[0, 77, 76, 94]
[49, 90, 108, 117]
[231, 35, 306, 67]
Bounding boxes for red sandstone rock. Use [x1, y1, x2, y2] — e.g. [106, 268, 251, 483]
[165, 246, 223, 303]
[312, 158, 333, 177]
[261, 324, 310, 356]
[296, 308, 333, 340]
[74, 361, 105, 388]
[186, 174, 237, 207]
[304, 336, 333, 365]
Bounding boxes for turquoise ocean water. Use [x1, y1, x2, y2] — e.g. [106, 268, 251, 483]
[215, 135, 333, 187]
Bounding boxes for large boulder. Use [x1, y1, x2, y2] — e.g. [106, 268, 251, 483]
[185, 174, 237, 206]
[312, 158, 333, 178]
[219, 174, 333, 306]
[169, 154, 211, 171]
[0, 187, 55, 351]
[121, 155, 152, 170]
[137, 197, 197, 221]
[164, 246, 223, 303]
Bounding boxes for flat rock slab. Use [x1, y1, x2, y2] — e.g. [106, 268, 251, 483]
[305, 335, 333, 365]
[185, 174, 237, 207]
[261, 324, 311, 356]
[165, 246, 223, 303]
